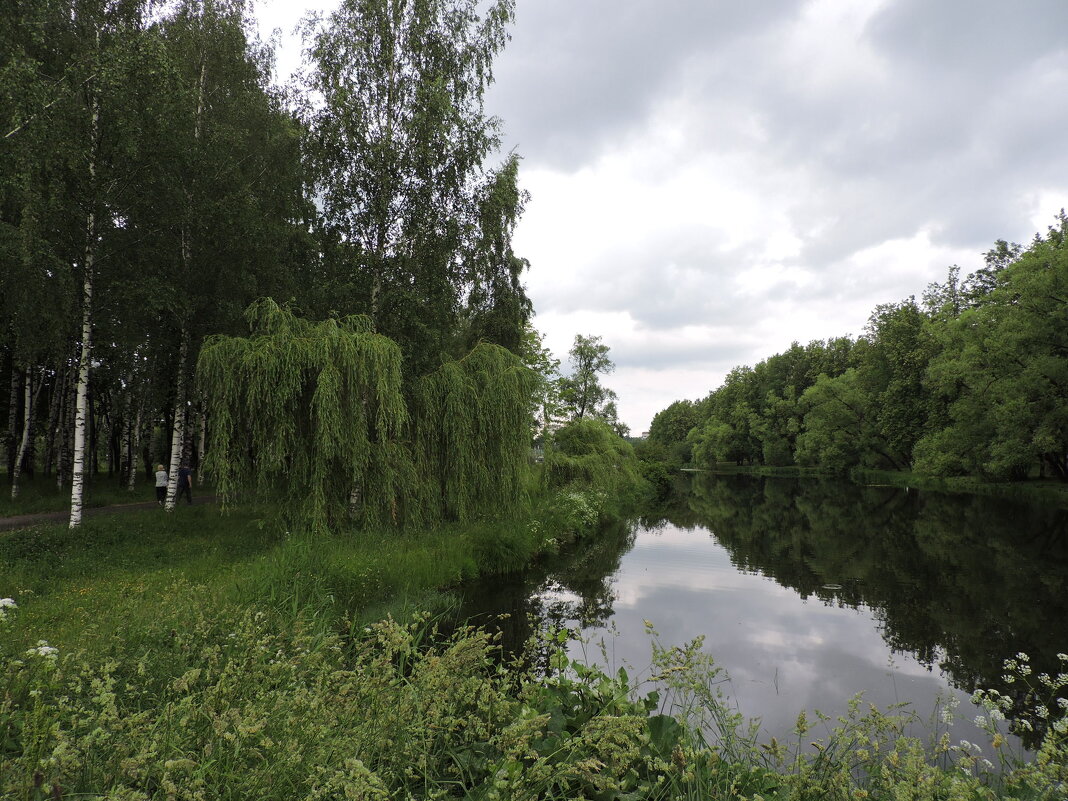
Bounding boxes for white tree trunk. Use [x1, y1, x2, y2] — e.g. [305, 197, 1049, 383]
[164, 333, 188, 511]
[10, 370, 33, 500]
[127, 395, 142, 491]
[69, 87, 99, 529]
[69, 269, 94, 528]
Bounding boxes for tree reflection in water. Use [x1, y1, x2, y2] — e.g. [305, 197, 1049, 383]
[458, 474, 1068, 747]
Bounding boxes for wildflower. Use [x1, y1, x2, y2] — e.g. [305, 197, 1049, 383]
[0, 598, 16, 609]
[974, 715, 986, 728]
[1057, 697, 1068, 710]
[1035, 705, 1049, 719]
[1003, 675, 1016, 684]
[940, 708, 955, 724]
[1016, 652, 1030, 662]
[1057, 653, 1068, 662]
[26, 641, 58, 660]
[981, 759, 994, 770]
[1054, 719, 1068, 734]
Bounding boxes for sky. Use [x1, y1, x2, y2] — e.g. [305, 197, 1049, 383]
[258, 0, 1068, 435]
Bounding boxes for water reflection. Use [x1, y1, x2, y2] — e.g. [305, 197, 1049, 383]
[459, 474, 1068, 747]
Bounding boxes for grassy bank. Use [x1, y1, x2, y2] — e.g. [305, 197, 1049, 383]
[2, 482, 1066, 797]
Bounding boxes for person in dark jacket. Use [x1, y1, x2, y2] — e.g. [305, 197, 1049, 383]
[176, 463, 193, 505]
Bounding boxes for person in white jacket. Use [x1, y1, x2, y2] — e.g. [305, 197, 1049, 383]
[155, 464, 168, 505]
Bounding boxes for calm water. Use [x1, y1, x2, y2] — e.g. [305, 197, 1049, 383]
[460, 474, 1068, 749]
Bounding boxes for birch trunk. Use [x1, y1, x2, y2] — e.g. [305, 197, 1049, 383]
[164, 332, 188, 510]
[165, 41, 207, 510]
[69, 84, 99, 528]
[11, 370, 34, 500]
[127, 401, 142, 491]
[69, 267, 94, 528]
[6, 367, 18, 478]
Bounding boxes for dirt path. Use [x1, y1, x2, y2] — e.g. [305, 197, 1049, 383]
[0, 496, 217, 532]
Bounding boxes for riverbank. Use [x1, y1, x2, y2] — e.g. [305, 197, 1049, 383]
[2, 482, 1066, 798]
[695, 463, 1068, 508]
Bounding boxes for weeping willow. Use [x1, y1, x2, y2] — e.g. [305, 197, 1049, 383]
[413, 343, 539, 522]
[545, 419, 646, 504]
[198, 301, 537, 533]
[197, 299, 410, 533]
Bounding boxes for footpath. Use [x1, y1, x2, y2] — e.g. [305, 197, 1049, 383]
[0, 496, 216, 532]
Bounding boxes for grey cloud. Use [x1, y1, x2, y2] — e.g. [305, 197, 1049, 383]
[489, 0, 796, 171]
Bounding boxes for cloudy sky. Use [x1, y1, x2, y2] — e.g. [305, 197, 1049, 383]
[260, 0, 1068, 434]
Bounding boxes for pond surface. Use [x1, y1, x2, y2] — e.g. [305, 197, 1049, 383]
[460, 474, 1068, 750]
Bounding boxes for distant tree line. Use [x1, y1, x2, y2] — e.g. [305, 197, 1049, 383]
[1, 0, 532, 524]
[646, 216, 1068, 482]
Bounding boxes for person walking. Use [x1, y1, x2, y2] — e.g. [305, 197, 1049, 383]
[176, 463, 193, 505]
[155, 464, 168, 505]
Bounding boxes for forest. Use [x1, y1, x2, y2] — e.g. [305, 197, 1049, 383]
[0, 0, 555, 528]
[645, 222, 1068, 484]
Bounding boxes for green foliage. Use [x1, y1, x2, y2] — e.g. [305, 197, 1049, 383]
[651, 216, 1068, 485]
[2, 592, 1064, 800]
[916, 215, 1068, 481]
[198, 299, 409, 533]
[545, 419, 647, 511]
[198, 302, 538, 533]
[558, 334, 622, 430]
[302, 0, 525, 374]
[413, 342, 538, 522]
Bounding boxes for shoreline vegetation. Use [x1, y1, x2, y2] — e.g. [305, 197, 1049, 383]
[682, 463, 1068, 509]
[2, 447, 1067, 798]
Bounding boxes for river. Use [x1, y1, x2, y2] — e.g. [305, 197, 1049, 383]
[459, 473, 1068, 753]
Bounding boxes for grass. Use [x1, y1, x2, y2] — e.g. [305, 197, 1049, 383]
[0, 473, 198, 517]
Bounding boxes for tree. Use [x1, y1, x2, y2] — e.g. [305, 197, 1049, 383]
[303, 0, 523, 376]
[558, 334, 618, 424]
[517, 322, 561, 441]
[915, 215, 1068, 480]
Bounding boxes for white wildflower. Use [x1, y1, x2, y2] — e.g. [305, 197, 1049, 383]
[26, 640, 58, 660]
[981, 759, 994, 770]
[940, 708, 955, 724]
[974, 715, 987, 727]
[1003, 675, 1016, 684]
[1057, 697, 1068, 710]
[0, 598, 16, 608]
[1057, 653, 1068, 662]
[1016, 652, 1029, 662]
[1035, 705, 1049, 719]
[989, 708, 1005, 721]
[1019, 664, 1032, 676]
[1054, 719, 1068, 734]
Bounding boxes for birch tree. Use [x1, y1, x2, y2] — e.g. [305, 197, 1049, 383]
[303, 0, 521, 375]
